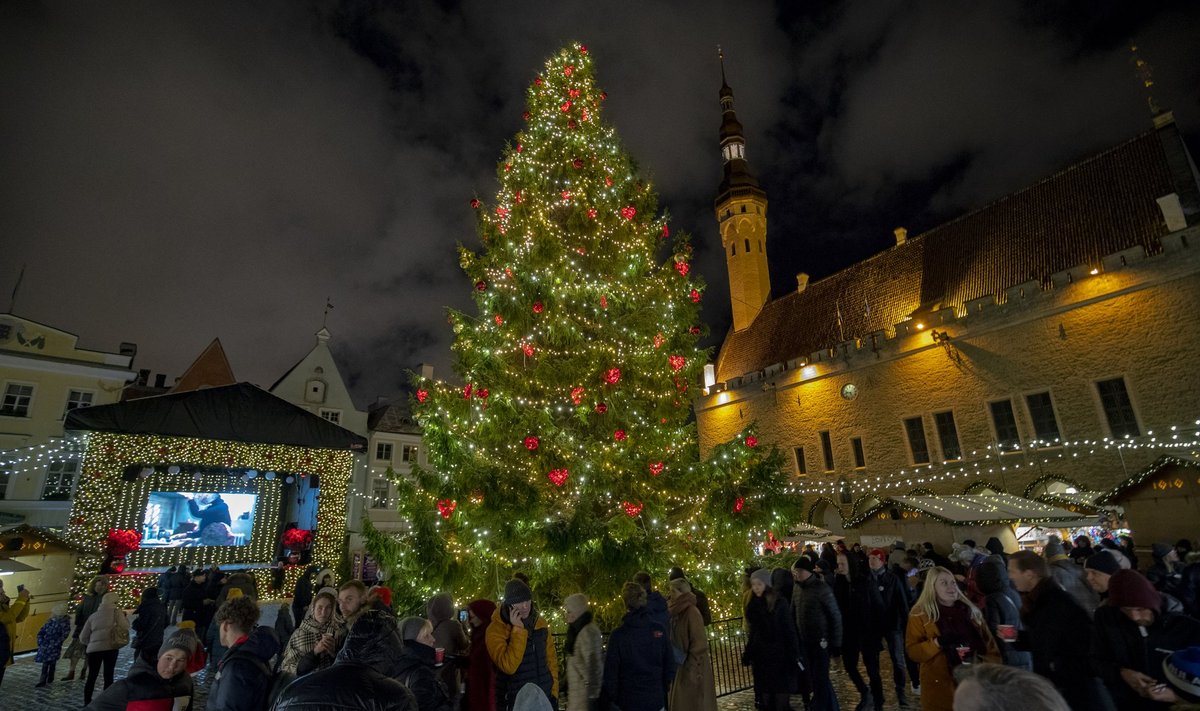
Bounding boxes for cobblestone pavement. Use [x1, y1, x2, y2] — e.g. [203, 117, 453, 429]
[717, 656, 913, 711]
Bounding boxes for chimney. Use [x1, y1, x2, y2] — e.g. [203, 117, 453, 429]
[796, 272, 810, 293]
[419, 363, 434, 380]
[154, 373, 167, 388]
[137, 369, 150, 386]
[894, 227, 908, 245]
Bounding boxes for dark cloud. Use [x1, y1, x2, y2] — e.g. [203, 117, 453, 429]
[2, 1, 1197, 404]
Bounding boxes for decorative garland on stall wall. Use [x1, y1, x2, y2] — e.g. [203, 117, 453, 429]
[66, 432, 353, 609]
[1098, 454, 1200, 504]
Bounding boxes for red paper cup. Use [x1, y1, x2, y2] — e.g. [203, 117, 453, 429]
[997, 624, 1017, 641]
[435, 647, 445, 664]
[956, 646, 971, 663]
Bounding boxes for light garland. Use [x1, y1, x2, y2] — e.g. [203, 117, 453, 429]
[65, 432, 353, 609]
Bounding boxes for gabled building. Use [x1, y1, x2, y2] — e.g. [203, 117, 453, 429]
[694, 71, 1200, 544]
[0, 313, 136, 527]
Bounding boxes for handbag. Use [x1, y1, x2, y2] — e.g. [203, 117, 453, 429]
[111, 609, 130, 647]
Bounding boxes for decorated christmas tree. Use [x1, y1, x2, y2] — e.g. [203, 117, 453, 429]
[367, 44, 800, 618]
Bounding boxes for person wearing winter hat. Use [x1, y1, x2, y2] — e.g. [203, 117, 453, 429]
[34, 602, 71, 687]
[82, 631, 196, 711]
[1093, 569, 1200, 709]
[1149, 542, 1182, 590]
[1044, 536, 1099, 615]
[792, 554, 842, 710]
[1084, 550, 1123, 600]
[741, 568, 798, 711]
[603, 582, 676, 711]
[487, 578, 558, 710]
[1164, 646, 1200, 704]
[426, 592, 467, 705]
[394, 616, 453, 711]
[668, 566, 712, 625]
[563, 593, 602, 711]
[867, 546, 912, 708]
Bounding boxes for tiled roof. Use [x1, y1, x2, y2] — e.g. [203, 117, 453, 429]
[716, 124, 1192, 382]
[368, 399, 421, 434]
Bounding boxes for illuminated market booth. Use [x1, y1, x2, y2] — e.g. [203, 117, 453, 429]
[63, 382, 365, 606]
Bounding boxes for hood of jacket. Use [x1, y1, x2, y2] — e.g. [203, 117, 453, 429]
[619, 605, 659, 630]
[336, 609, 406, 677]
[666, 591, 696, 617]
[234, 625, 281, 662]
[976, 554, 1011, 594]
[426, 592, 455, 625]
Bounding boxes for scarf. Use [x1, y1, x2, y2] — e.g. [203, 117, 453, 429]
[667, 591, 696, 618]
[564, 610, 593, 655]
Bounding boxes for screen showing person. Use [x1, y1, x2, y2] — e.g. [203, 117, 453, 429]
[140, 492, 257, 548]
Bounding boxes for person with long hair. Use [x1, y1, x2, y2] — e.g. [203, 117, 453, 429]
[905, 566, 997, 711]
[666, 578, 717, 711]
[280, 589, 343, 677]
[743, 568, 801, 711]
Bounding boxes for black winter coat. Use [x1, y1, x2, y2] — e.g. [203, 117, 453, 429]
[272, 664, 419, 711]
[208, 626, 280, 711]
[602, 605, 676, 711]
[792, 574, 842, 651]
[1016, 580, 1106, 710]
[866, 566, 909, 636]
[394, 639, 453, 711]
[83, 658, 194, 711]
[132, 594, 167, 655]
[1091, 606, 1200, 711]
[693, 587, 713, 625]
[743, 593, 799, 694]
[976, 555, 1032, 669]
[180, 582, 211, 627]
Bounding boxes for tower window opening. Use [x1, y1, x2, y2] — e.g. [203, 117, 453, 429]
[744, 239, 750, 252]
[741, 205, 747, 213]
[758, 240, 763, 253]
[730, 243, 735, 256]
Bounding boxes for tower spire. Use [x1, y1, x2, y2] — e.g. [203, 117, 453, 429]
[713, 50, 770, 332]
[1130, 45, 1162, 117]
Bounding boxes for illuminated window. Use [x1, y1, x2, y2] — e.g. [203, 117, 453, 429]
[1025, 392, 1061, 444]
[1096, 377, 1139, 438]
[370, 476, 390, 509]
[989, 400, 1021, 451]
[793, 447, 807, 476]
[65, 389, 94, 417]
[42, 458, 79, 501]
[375, 442, 393, 462]
[904, 417, 930, 465]
[934, 411, 962, 461]
[850, 437, 866, 469]
[1, 383, 34, 417]
[819, 431, 834, 471]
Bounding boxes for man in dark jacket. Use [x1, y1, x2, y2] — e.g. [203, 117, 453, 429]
[132, 587, 167, 665]
[633, 571, 672, 636]
[976, 555, 1032, 670]
[669, 566, 712, 625]
[180, 569, 213, 641]
[792, 556, 842, 711]
[207, 595, 280, 711]
[602, 581, 676, 711]
[185, 492, 231, 539]
[1092, 569, 1200, 709]
[83, 633, 195, 711]
[1009, 550, 1107, 709]
[273, 609, 419, 711]
[867, 548, 910, 709]
[166, 566, 187, 623]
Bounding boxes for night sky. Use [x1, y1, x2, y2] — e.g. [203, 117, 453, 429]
[3, 2, 1198, 405]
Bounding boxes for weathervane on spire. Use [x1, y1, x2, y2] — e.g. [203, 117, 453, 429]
[1130, 45, 1161, 116]
[322, 297, 334, 328]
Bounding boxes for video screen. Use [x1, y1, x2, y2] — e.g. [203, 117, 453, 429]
[140, 492, 257, 548]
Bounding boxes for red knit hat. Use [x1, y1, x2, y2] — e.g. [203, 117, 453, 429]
[1107, 569, 1161, 610]
[868, 548, 888, 561]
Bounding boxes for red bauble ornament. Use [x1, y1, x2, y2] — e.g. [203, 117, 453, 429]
[573, 158, 584, 169]
[587, 208, 597, 219]
[568, 88, 580, 98]
[524, 436, 539, 451]
[516, 143, 524, 153]
[522, 342, 535, 357]
[437, 499, 457, 519]
[504, 163, 512, 172]
[496, 207, 509, 218]
[594, 402, 608, 414]
[579, 45, 588, 54]
[600, 91, 608, 101]
[662, 224, 670, 238]
[522, 111, 530, 121]
[649, 462, 665, 476]
[475, 280, 487, 291]
[613, 429, 626, 442]
[532, 301, 544, 313]
[620, 206, 636, 220]
[570, 386, 585, 405]
[560, 100, 572, 113]
[564, 65, 574, 77]
[734, 497, 745, 513]
[668, 355, 686, 371]
[471, 198, 481, 209]
[674, 261, 690, 277]
[603, 368, 621, 385]
[653, 333, 665, 349]
[505, 267, 514, 278]
[534, 77, 543, 86]
[581, 109, 590, 122]
[494, 314, 504, 325]
[463, 383, 473, 399]
[415, 388, 428, 403]
[690, 289, 701, 303]
[605, 175, 613, 186]
[746, 436, 759, 448]
[476, 388, 489, 399]
[515, 191, 523, 203]
[561, 190, 571, 201]
[689, 326, 701, 335]
[600, 295, 608, 309]
[568, 119, 577, 129]
[622, 501, 643, 518]
[547, 468, 569, 487]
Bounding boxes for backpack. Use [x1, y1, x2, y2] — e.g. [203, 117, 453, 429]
[110, 608, 130, 647]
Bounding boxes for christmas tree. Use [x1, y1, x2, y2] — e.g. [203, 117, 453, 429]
[368, 44, 800, 618]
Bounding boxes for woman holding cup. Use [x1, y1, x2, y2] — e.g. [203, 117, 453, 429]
[396, 617, 453, 711]
[280, 590, 342, 677]
[905, 566, 998, 711]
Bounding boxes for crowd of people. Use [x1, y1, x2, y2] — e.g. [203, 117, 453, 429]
[738, 535, 1200, 711]
[2, 534, 1200, 711]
